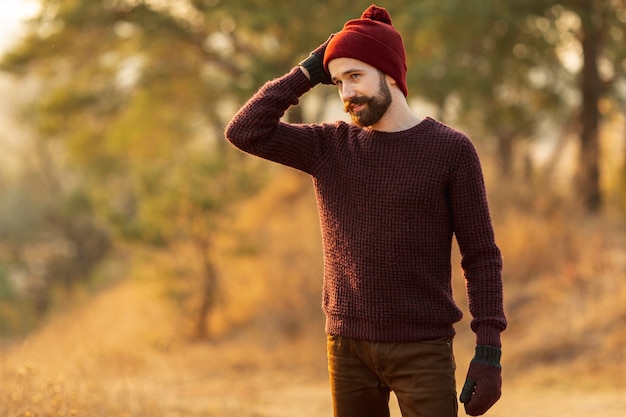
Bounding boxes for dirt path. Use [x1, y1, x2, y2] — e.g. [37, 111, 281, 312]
[489, 387, 626, 417]
[162, 372, 626, 417]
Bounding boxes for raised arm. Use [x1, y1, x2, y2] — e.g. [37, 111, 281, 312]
[224, 37, 334, 174]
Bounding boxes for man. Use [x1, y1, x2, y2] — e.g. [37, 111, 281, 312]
[225, 4, 506, 417]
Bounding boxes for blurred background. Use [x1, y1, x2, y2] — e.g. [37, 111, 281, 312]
[0, 1, 624, 416]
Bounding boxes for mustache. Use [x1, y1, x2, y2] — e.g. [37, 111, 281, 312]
[343, 96, 370, 112]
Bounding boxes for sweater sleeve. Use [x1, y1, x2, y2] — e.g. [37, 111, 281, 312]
[450, 138, 507, 347]
[225, 67, 328, 175]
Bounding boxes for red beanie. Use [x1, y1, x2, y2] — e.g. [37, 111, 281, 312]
[324, 4, 408, 96]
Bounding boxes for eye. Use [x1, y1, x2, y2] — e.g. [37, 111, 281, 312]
[350, 73, 360, 80]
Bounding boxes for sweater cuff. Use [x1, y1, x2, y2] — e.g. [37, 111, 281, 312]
[287, 66, 314, 98]
[475, 323, 503, 348]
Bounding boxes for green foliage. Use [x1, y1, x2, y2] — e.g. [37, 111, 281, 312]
[397, 0, 624, 209]
[1, 0, 298, 334]
[1, 0, 273, 242]
[0, 184, 47, 246]
[0, 168, 111, 326]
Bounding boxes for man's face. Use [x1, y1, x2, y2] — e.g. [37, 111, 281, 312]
[328, 58, 392, 128]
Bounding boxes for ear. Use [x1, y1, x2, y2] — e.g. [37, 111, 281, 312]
[385, 74, 397, 86]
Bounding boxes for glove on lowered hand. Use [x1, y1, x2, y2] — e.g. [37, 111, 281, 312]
[460, 345, 502, 416]
[299, 35, 334, 86]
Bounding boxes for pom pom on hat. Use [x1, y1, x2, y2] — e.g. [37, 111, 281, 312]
[324, 4, 408, 96]
[361, 4, 392, 24]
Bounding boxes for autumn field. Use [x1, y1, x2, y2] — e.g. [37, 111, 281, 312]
[1, 170, 625, 416]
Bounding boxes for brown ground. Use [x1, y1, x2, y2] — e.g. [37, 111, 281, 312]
[2, 269, 624, 417]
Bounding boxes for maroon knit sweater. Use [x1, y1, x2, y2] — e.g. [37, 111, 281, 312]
[225, 68, 506, 347]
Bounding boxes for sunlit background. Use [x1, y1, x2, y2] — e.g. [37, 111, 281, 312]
[0, 1, 40, 50]
[0, 1, 625, 416]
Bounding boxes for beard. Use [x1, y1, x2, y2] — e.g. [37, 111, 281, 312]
[343, 73, 392, 127]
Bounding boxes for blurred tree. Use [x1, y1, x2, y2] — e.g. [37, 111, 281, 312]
[0, 152, 110, 319]
[2, 0, 267, 338]
[395, 0, 626, 212]
[0, 0, 364, 338]
[570, 0, 626, 212]
[388, 1, 560, 180]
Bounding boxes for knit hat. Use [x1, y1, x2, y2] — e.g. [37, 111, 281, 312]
[323, 4, 408, 96]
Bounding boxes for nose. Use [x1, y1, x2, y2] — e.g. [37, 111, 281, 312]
[340, 82, 356, 101]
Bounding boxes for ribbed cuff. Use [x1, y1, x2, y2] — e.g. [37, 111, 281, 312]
[475, 323, 503, 348]
[473, 345, 502, 367]
[287, 67, 314, 98]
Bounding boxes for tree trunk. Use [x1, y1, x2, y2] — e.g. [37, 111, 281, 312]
[496, 132, 515, 178]
[192, 238, 219, 340]
[578, 4, 604, 212]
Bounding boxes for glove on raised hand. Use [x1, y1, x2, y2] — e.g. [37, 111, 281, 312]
[460, 345, 502, 416]
[299, 35, 334, 86]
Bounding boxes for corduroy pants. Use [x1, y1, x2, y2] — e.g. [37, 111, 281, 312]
[327, 335, 458, 417]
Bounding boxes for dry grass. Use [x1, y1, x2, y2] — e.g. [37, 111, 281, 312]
[0, 276, 177, 416]
[496, 206, 626, 389]
[1, 169, 625, 416]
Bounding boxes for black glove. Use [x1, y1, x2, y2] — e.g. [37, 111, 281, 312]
[299, 35, 334, 86]
[460, 345, 502, 416]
